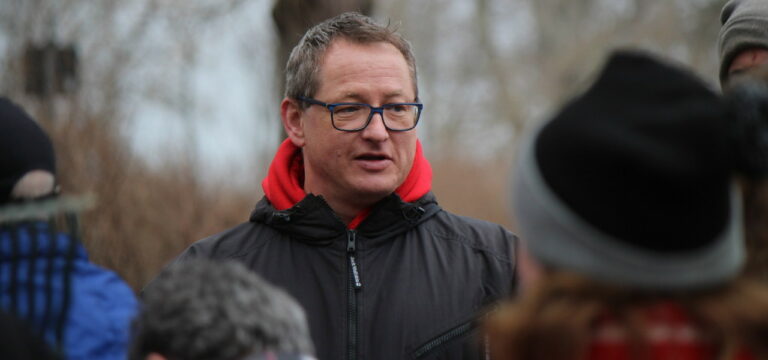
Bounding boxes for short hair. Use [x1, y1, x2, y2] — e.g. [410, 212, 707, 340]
[284, 12, 418, 104]
[131, 260, 314, 360]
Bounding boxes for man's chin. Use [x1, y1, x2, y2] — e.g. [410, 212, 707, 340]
[348, 183, 399, 203]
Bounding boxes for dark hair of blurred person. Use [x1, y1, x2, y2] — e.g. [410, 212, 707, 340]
[0, 97, 138, 360]
[131, 259, 315, 360]
[486, 51, 768, 360]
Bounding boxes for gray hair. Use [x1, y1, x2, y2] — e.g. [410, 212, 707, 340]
[284, 12, 418, 104]
[131, 259, 314, 360]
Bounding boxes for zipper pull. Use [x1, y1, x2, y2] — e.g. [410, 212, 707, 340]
[347, 230, 362, 290]
[347, 230, 357, 253]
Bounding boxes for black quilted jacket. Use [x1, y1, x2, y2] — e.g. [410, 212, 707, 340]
[171, 192, 516, 360]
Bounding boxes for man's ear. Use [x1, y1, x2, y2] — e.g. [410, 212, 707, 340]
[281, 97, 306, 147]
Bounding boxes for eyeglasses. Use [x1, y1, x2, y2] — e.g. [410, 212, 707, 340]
[297, 96, 423, 132]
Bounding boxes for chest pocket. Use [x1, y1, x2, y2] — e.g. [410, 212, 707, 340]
[410, 319, 484, 360]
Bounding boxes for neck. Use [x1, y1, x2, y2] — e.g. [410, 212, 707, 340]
[302, 178, 380, 225]
[306, 186, 381, 225]
[324, 197, 369, 225]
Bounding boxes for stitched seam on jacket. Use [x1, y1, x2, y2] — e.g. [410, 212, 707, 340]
[428, 230, 513, 264]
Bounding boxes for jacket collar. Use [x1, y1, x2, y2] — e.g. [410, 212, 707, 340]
[249, 192, 440, 248]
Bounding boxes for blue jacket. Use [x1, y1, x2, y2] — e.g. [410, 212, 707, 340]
[0, 220, 138, 360]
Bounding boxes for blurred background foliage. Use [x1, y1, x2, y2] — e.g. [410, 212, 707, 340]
[0, 0, 727, 290]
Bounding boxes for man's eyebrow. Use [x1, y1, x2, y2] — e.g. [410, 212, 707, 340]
[331, 92, 365, 103]
[335, 91, 410, 103]
[383, 90, 404, 98]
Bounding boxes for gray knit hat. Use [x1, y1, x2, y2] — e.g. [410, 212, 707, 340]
[718, 0, 768, 86]
[512, 51, 746, 290]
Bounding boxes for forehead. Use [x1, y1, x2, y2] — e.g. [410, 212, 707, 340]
[315, 38, 414, 99]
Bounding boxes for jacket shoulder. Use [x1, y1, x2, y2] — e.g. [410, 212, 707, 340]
[68, 259, 138, 360]
[178, 221, 274, 261]
[427, 210, 517, 263]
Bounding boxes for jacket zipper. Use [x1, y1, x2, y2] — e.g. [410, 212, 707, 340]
[347, 229, 362, 360]
[413, 320, 475, 359]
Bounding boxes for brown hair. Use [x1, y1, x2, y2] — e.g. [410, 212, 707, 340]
[284, 12, 418, 103]
[741, 180, 768, 281]
[485, 272, 768, 360]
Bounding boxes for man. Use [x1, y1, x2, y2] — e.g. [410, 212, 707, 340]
[0, 97, 138, 360]
[165, 12, 516, 360]
[131, 260, 315, 360]
[718, 0, 768, 87]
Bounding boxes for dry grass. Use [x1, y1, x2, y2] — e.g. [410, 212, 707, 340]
[45, 113, 256, 291]
[430, 154, 514, 230]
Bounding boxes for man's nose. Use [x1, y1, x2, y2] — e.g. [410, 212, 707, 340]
[361, 112, 389, 141]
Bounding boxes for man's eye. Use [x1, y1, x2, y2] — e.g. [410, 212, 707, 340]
[334, 105, 363, 114]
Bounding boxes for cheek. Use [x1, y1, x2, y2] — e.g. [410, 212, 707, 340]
[319, 136, 351, 168]
[396, 135, 418, 167]
[305, 127, 345, 158]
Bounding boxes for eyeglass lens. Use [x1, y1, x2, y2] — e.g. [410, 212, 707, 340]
[331, 104, 420, 131]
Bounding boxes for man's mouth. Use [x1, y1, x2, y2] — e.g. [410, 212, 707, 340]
[354, 153, 392, 170]
[356, 154, 389, 161]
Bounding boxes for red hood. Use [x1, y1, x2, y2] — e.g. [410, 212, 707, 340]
[588, 302, 755, 360]
[262, 139, 433, 228]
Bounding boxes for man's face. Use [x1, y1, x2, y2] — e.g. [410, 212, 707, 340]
[728, 48, 768, 77]
[290, 39, 417, 206]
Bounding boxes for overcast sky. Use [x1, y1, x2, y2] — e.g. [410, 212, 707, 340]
[126, 0, 280, 189]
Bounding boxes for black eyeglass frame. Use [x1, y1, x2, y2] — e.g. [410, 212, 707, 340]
[297, 96, 423, 132]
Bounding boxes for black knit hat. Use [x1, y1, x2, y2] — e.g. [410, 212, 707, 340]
[0, 98, 56, 204]
[512, 51, 745, 289]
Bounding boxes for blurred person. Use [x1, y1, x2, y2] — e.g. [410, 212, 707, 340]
[485, 51, 768, 359]
[0, 97, 138, 359]
[154, 12, 517, 360]
[718, 0, 768, 87]
[131, 259, 315, 360]
[719, 0, 768, 282]
[725, 64, 768, 282]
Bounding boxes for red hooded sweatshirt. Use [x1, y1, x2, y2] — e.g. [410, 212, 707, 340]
[588, 302, 756, 360]
[261, 139, 433, 229]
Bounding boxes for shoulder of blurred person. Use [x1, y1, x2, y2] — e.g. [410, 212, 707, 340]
[152, 11, 517, 360]
[0, 220, 139, 360]
[0, 96, 138, 360]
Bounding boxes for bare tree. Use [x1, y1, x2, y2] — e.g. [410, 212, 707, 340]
[0, 0, 255, 290]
